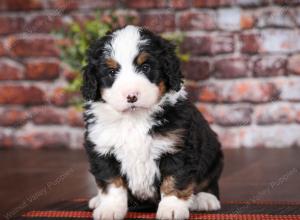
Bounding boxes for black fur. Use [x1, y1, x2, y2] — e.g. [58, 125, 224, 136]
[82, 26, 223, 207]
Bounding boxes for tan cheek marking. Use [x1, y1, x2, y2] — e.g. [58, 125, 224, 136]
[159, 81, 167, 97]
[137, 52, 149, 65]
[112, 177, 126, 188]
[105, 58, 118, 69]
[161, 176, 195, 200]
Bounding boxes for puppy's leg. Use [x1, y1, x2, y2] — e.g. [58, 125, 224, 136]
[156, 176, 193, 220]
[91, 178, 128, 220]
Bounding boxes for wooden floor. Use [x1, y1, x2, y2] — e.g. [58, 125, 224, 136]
[1, 148, 300, 219]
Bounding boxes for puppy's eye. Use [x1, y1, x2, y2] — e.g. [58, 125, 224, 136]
[108, 69, 116, 75]
[141, 63, 151, 73]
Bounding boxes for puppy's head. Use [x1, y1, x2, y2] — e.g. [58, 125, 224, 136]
[82, 25, 183, 113]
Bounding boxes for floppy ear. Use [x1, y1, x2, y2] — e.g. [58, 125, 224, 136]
[159, 38, 183, 92]
[81, 64, 99, 101]
[81, 36, 110, 101]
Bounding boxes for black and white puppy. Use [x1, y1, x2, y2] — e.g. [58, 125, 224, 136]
[82, 25, 223, 220]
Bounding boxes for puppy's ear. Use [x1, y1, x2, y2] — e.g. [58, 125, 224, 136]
[81, 36, 110, 101]
[159, 38, 183, 92]
[81, 64, 98, 101]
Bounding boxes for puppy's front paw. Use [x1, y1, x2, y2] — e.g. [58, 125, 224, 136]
[156, 196, 189, 220]
[89, 195, 101, 209]
[195, 192, 221, 211]
[93, 201, 127, 220]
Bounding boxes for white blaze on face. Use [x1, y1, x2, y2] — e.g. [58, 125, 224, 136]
[102, 25, 160, 112]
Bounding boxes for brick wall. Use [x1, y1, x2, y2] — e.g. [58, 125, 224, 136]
[1, 0, 300, 149]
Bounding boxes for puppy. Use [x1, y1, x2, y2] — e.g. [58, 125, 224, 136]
[82, 25, 223, 220]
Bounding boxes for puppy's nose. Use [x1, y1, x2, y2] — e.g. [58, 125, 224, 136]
[127, 94, 138, 103]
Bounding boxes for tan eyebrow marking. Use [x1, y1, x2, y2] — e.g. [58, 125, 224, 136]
[105, 58, 118, 69]
[137, 52, 149, 65]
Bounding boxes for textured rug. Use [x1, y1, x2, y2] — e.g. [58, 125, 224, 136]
[18, 199, 300, 220]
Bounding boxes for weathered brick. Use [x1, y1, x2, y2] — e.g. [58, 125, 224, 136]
[0, 85, 45, 105]
[0, 16, 25, 34]
[274, 0, 300, 5]
[62, 66, 78, 81]
[254, 56, 287, 77]
[276, 78, 300, 101]
[255, 103, 295, 125]
[214, 57, 248, 78]
[185, 84, 200, 102]
[181, 34, 234, 55]
[27, 15, 65, 33]
[257, 7, 295, 28]
[260, 30, 300, 53]
[240, 33, 261, 54]
[212, 126, 242, 148]
[198, 104, 252, 126]
[7, 36, 60, 57]
[169, 0, 190, 9]
[182, 58, 210, 81]
[0, 108, 28, 126]
[47, 0, 117, 10]
[123, 0, 166, 8]
[67, 107, 84, 127]
[30, 106, 66, 125]
[24, 59, 60, 80]
[16, 130, 71, 149]
[193, 0, 233, 8]
[0, 0, 43, 11]
[139, 12, 175, 32]
[288, 54, 300, 75]
[178, 11, 216, 31]
[198, 80, 279, 103]
[217, 8, 241, 30]
[0, 58, 24, 80]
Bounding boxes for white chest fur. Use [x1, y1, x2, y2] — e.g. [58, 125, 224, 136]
[87, 103, 176, 200]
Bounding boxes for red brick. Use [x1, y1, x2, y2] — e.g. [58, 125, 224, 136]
[139, 13, 175, 33]
[240, 13, 256, 29]
[30, 106, 66, 125]
[0, 40, 5, 56]
[178, 11, 216, 31]
[197, 104, 214, 124]
[0, 0, 43, 11]
[0, 85, 45, 105]
[193, 0, 233, 8]
[7, 36, 60, 57]
[27, 15, 65, 33]
[255, 103, 295, 125]
[48, 0, 117, 10]
[214, 57, 248, 78]
[0, 108, 28, 126]
[123, 0, 166, 9]
[0, 16, 25, 34]
[181, 34, 234, 55]
[240, 33, 261, 54]
[182, 59, 210, 81]
[25, 59, 60, 80]
[288, 54, 300, 75]
[198, 80, 279, 103]
[67, 107, 84, 127]
[50, 87, 80, 106]
[0, 59, 24, 80]
[62, 66, 78, 81]
[0, 131, 14, 148]
[213, 126, 242, 149]
[169, 0, 190, 9]
[16, 130, 70, 149]
[274, 0, 300, 5]
[254, 56, 287, 77]
[185, 84, 200, 102]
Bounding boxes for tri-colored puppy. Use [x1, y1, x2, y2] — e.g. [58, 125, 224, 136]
[82, 25, 223, 220]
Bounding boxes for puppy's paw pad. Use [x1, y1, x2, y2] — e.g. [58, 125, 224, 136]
[93, 202, 127, 220]
[156, 196, 189, 220]
[88, 195, 100, 209]
[196, 192, 221, 211]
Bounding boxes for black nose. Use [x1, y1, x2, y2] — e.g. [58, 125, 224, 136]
[127, 95, 138, 103]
